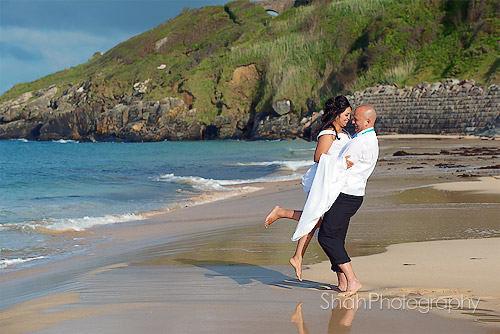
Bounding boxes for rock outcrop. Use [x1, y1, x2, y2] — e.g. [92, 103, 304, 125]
[256, 0, 295, 14]
[272, 99, 294, 116]
[0, 84, 204, 141]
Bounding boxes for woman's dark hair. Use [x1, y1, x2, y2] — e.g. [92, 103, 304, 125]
[313, 95, 351, 140]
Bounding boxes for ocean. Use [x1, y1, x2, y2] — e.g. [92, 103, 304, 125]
[0, 139, 316, 272]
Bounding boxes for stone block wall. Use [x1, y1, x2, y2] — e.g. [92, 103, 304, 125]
[346, 79, 500, 136]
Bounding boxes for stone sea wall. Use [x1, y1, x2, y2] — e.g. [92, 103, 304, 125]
[346, 79, 500, 137]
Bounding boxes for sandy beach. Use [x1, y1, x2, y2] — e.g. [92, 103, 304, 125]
[0, 135, 499, 333]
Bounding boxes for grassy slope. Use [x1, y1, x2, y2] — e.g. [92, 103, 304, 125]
[1, 0, 499, 119]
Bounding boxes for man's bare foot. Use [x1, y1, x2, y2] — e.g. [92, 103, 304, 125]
[339, 280, 362, 297]
[265, 206, 282, 228]
[290, 256, 303, 281]
[290, 302, 304, 323]
[337, 272, 347, 292]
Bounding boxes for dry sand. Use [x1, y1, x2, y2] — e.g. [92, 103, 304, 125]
[432, 176, 500, 194]
[0, 136, 499, 333]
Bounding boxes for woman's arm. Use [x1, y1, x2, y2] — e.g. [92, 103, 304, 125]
[314, 135, 334, 163]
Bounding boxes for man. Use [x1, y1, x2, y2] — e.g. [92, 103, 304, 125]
[317, 105, 379, 296]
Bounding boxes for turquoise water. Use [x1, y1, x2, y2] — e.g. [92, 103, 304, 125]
[0, 139, 316, 271]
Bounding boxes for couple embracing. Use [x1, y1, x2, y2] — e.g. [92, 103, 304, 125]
[265, 96, 378, 297]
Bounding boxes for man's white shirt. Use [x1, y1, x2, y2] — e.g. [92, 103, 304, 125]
[337, 127, 379, 196]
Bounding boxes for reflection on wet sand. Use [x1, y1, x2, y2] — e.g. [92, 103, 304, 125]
[291, 298, 363, 334]
[291, 302, 309, 334]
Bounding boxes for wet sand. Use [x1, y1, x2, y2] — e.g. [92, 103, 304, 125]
[305, 238, 500, 325]
[0, 136, 499, 333]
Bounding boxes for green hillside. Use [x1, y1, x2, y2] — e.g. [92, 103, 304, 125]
[1, 0, 499, 120]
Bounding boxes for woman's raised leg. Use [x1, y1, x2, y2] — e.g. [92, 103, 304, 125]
[264, 206, 301, 228]
[265, 208, 328, 282]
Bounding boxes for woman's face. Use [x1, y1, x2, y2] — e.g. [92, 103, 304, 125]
[336, 107, 352, 127]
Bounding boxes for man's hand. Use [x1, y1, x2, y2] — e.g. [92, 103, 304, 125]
[345, 155, 354, 169]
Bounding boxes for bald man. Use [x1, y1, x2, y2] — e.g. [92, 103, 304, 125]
[317, 105, 379, 296]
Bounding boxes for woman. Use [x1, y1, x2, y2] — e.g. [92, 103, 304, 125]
[264, 95, 353, 285]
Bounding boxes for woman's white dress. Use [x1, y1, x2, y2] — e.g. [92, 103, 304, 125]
[292, 129, 351, 241]
[301, 130, 350, 194]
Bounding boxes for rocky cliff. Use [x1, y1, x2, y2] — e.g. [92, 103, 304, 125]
[0, 84, 201, 141]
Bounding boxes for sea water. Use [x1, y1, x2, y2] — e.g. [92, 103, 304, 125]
[0, 139, 316, 271]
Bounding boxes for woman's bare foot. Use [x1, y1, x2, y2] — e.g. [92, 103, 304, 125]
[265, 206, 282, 228]
[340, 280, 362, 297]
[290, 255, 303, 281]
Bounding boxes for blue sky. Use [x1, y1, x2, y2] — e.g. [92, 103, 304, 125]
[0, 0, 229, 95]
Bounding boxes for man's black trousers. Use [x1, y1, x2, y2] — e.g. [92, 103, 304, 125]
[318, 192, 363, 273]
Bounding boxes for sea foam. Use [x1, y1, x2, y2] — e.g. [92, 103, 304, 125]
[156, 172, 302, 190]
[0, 256, 45, 269]
[23, 213, 145, 232]
[53, 139, 79, 144]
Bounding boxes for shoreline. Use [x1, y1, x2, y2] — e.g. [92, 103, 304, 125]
[0, 136, 499, 333]
[2, 133, 497, 144]
[3, 170, 498, 280]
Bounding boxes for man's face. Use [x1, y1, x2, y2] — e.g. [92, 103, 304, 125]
[352, 109, 369, 133]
